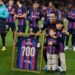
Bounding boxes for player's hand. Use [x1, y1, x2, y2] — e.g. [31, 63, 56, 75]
[48, 42, 53, 45]
[41, 17, 45, 21]
[30, 32, 34, 35]
[62, 29, 69, 35]
[10, 12, 14, 15]
[14, 14, 18, 18]
[32, 15, 37, 18]
[17, 32, 24, 36]
[32, 15, 35, 18]
[14, 14, 17, 19]
[62, 29, 66, 33]
[36, 31, 41, 36]
[45, 34, 48, 37]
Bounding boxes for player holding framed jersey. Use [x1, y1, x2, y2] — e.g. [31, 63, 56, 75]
[37, 12, 58, 69]
[6, 0, 16, 39]
[14, 0, 27, 40]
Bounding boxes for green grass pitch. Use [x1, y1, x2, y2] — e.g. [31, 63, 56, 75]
[0, 21, 75, 75]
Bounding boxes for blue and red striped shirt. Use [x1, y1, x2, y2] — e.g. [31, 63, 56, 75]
[6, 4, 16, 23]
[67, 10, 75, 29]
[56, 29, 65, 53]
[16, 37, 40, 71]
[16, 6, 27, 26]
[45, 36, 58, 54]
[27, 8, 41, 28]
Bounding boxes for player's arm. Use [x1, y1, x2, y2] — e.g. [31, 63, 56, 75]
[57, 10, 62, 21]
[10, 11, 15, 15]
[36, 19, 49, 35]
[29, 31, 35, 35]
[10, 5, 16, 15]
[57, 33, 66, 42]
[45, 38, 53, 46]
[15, 13, 27, 18]
[37, 10, 42, 20]
[52, 37, 59, 47]
[48, 42, 53, 46]
[27, 9, 33, 21]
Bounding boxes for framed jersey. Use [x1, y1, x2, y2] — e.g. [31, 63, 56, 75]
[11, 32, 44, 73]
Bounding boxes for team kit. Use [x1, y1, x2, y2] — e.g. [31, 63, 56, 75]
[0, 0, 75, 73]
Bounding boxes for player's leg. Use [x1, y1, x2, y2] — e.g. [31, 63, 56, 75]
[42, 53, 51, 71]
[64, 29, 71, 50]
[43, 47, 47, 64]
[58, 55, 61, 67]
[52, 54, 58, 71]
[42, 41, 47, 70]
[46, 53, 51, 70]
[29, 27, 40, 41]
[59, 53, 66, 72]
[72, 29, 75, 51]
[59, 43, 66, 72]
[58, 45, 61, 68]
[58, 43, 67, 72]
[17, 26, 26, 40]
[1, 33, 6, 51]
[6, 22, 10, 32]
[10, 22, 16, 39]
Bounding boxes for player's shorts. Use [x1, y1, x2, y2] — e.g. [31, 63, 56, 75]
[29, 27, 39, 33]
[17, 25, 26, 33]
[6, 22, 16, 31]
[68, 29, 75, 34]
[28, 27, 40, 41]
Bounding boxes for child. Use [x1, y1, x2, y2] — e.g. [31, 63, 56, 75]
[43, 28, 58, 71]
[56, 20, 69, 73]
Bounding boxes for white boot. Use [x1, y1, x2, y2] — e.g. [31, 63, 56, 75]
[73, 46, 75, 51]
[58, 66, 63, 72]
[1, 46, 6, 51]
[64, 46, 68, 51]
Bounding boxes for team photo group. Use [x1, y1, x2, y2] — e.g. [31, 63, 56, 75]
[0, 0, 75, 74]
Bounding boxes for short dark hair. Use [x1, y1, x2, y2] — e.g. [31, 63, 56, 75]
[16, 0, 23, 4]
[50, 11, 58, 17]
[56, 20, 64, 28]
[49, 28, 56, 32]
[33, 1, 38, 4]
[56, 20, 63, 24]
